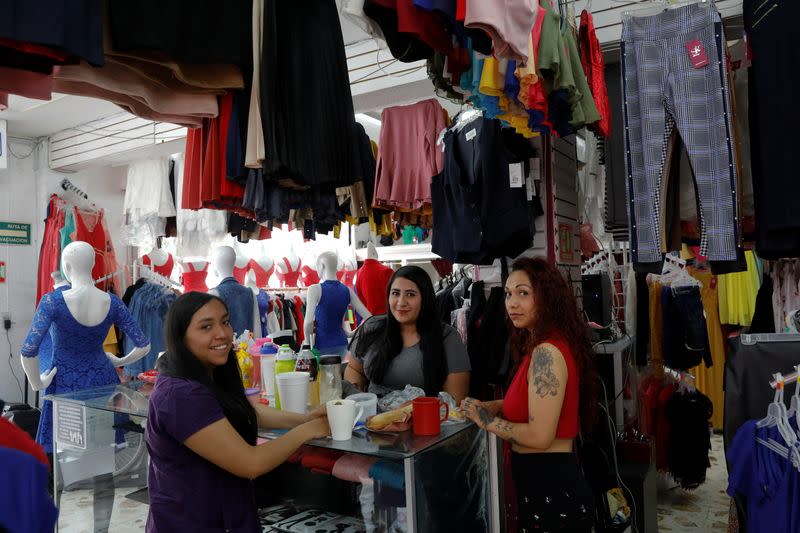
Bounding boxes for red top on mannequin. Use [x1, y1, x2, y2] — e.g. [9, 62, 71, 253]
[181, 262, 209, 293]
[249, 259, 274, 287]
[354, 258, 394, 315]
[275, 257, 301, 287]
[142, 253, 174, 278]
[300, 265, 320, 287]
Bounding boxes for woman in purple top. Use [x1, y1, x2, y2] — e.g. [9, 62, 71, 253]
[145, 292, 330, 532]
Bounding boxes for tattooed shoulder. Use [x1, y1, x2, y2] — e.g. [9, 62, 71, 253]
[531, 345, 560, 398]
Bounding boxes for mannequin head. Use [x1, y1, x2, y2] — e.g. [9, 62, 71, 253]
[61, 241, 95, 285]
[211, 246, 236, 280]
[317, 251, 339, 281]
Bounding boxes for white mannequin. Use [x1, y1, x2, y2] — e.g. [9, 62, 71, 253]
[210, 246, 236, 286]
[22, 242, 151, 391]
[304, 251, 372, 349]
[244, 271, 263, 338]
[145, 247, 170, 267]
[234, 252, 250, 271]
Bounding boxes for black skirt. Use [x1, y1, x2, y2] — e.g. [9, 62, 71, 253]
[261, 0, 359, 188]
[511, 452, 595, 533]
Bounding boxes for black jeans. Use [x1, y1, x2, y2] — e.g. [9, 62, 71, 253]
[665, 285, 711, 370]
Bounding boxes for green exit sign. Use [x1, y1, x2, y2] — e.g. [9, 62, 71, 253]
[0, 221, 31, 245]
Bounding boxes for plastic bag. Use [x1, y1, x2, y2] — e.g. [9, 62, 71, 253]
[377, 384, 424, 412]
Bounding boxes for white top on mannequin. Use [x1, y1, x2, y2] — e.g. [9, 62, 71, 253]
[21, 241, 151, 391]
[145, 247, 170, 267]
[366, 241, 379, 260]
[243, 271, 263, 337]
[303, 251, 372, 349]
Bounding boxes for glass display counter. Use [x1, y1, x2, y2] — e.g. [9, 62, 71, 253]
[47, 382, 499, 532]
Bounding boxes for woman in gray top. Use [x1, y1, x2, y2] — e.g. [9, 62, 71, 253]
[345, 265, 471, 402]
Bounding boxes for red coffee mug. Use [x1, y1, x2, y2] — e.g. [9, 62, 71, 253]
[412, 397, 449, 436]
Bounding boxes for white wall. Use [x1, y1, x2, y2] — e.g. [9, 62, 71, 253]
[0, 139, 127, 405]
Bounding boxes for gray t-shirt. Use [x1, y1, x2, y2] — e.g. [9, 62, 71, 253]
[350, 315, 471, 396]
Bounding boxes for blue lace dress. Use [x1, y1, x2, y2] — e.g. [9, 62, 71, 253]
[21, 291, 149, 452]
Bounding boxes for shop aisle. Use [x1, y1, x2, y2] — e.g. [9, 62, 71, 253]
[656, 434, 730, 532]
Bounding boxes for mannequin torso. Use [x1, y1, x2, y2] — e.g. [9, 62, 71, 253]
[180, 260, 209, 293]
[143, 249, 174, 278]
[233, 254, 251, 284]
[275, 254, 301, 287]
[210, 246, 255, 335]
[20, 241, 150, 452]
[304, 252, 373, 350]
[250, 256, 275, 287]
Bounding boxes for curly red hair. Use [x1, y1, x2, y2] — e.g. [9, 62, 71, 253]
[508, 257, 598, 434]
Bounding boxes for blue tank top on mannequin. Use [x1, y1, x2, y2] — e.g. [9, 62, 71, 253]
[315, 280, 350, 349]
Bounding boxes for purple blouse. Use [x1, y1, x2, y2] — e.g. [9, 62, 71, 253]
[145, 376, 259, 532]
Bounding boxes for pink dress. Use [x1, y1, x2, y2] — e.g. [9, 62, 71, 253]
[374, 99, 447, 213]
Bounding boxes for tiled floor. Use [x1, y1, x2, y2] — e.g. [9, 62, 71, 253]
[56, 434, 732, 532]
[656, 434, 730, 532]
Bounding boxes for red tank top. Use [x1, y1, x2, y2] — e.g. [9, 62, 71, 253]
[233, 263, 249, 284]
[181, 262, 208, 293]
[503, 336, 580, 439]
[73, 209, 108, 283]
[300, 265, 320, 287]
[249, 259, 274, 287]
[142, 253, 174, 278]
[275, 258, 301, 287]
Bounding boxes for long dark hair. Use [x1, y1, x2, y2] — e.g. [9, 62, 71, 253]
[352, 265, 446, 395]
[508, 257, 598, 434]
[157, 292, 257, 444]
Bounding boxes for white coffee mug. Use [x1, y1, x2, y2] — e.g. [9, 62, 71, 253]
[326, 399, 364, 441]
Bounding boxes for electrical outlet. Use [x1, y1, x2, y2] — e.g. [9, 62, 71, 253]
[2, 312, 10, 330]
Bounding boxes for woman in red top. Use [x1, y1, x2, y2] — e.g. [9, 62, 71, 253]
[461, 257, 597, 532]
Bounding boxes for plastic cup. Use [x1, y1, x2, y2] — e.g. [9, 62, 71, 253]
[260, 355, 276, 398]
[276, 372, 309, 414]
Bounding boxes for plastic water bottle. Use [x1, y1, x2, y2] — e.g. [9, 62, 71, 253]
[273, 345, 296, 410]
[258, 340, 278, 403]
[295, 345, 320, 409]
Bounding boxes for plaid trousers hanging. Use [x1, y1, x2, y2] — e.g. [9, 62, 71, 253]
[621, 4, 740, 270]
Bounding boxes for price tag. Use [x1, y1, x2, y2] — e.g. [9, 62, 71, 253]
[509, 163, 524, 188]
[465, 129, 477, 141]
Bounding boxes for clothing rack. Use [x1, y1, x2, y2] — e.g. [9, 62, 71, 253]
[94, 268, 125, 285]
[664, 366, 696, 384]
[59, 178, 98, 212]
[138, 263, 182, 289]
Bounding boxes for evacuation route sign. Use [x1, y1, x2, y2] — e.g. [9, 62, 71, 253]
[0, 221, 31, 245]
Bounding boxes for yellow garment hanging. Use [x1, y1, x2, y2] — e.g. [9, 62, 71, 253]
[648, 277, 664, 366]
[717, 250, 760, 326]
[687, 268, 725, 430]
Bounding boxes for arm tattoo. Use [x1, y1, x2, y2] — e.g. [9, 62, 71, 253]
[532, 346, 560, 398]
[494, 419, 516, 444]
[476, 406, 496, 428]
